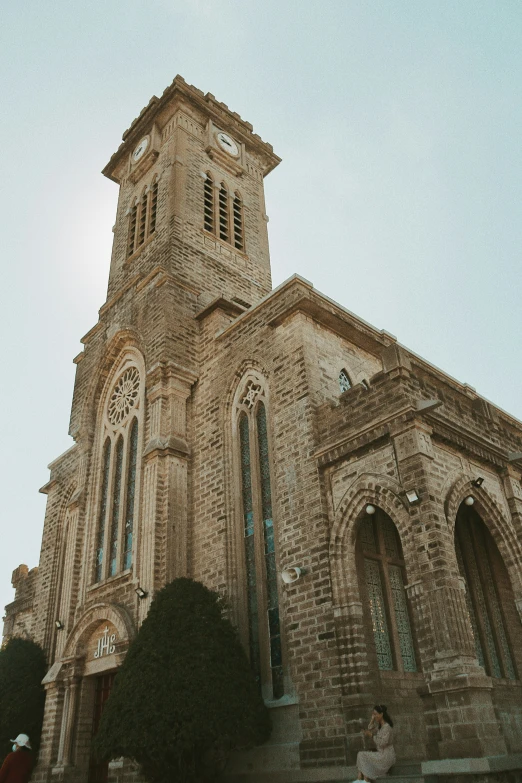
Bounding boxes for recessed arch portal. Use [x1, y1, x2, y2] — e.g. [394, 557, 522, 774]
[455, 503, 517, 680]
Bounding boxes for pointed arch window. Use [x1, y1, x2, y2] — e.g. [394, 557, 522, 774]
[455, 505, 516, 679]
[204, 177, 246, 253]
[237, 380, 284, 699]
[123, 418, 139, 570]
[218, 183, 229, 242]
[357, 508, 417, 673]
[127, 177, 159, 258]
[148, 178, 158, 235]
[95, 440, 112, 583]
[233, 193, 244, 250]
[93, 366, 141, 583]
[339, 368, 352, 393]
[204, 173, 215, 233]
[108, 437, 124, 577]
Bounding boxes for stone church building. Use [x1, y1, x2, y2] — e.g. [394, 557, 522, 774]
[4, 76, 522, 783]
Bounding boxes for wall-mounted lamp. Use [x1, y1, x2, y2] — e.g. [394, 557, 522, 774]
[464, 496, 475, 506]
[405, 489, 420, 505]
[365, 504, 376, 515]
[471, 477, 484, 488]
[55, 620, 64, 630]
[281, 567, 306, 584]
[135, 587, 148, 599]
[360, 379, 370, 391]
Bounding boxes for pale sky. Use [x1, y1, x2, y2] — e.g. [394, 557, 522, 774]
[1, 1, 521, 614]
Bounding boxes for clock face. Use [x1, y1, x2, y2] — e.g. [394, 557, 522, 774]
[132, 137, 149, 163]
[216, 132, 239, 157]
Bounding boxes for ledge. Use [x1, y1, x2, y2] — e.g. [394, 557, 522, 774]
[422, 752, 522, 775]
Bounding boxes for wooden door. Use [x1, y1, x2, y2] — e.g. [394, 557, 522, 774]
[88, 673, 115, 783]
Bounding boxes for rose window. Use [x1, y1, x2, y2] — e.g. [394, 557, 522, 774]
[107, 368, 140, 426]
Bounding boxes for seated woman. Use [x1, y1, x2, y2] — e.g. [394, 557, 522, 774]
[356, 705, 396, 782]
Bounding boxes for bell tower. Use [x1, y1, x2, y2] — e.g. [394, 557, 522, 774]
[102, 75, 281, 309]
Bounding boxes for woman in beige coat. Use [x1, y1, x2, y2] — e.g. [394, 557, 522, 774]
[356, 705, 396, 782]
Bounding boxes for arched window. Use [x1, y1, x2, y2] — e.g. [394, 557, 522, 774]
[95, 440, 112, 583]
[233, 192, 244, 250]
[204, 173, 214, 233]
[339, 368, 352, 393]
[455, 505, 516, 679]
[108, 437, 124, 577]
[127, 177, 159, 258]
[137, 189, 148, 247]
[148, 178, 158, 235]
[218, 183, 229, 242]
[123, 418, 139, 570]
[237, 379, 284, 699]
[93, 365, 141, 583]
[127, 203, 138, 258]
[357, 508, 417, 673]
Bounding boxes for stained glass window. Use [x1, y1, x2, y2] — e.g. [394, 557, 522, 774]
[239, 413, 260, 685]
[365, 559, 393, 670]
[237, 385, 285, 701]
[257, 403, 284, 699]
[389, 565, 417, 672]
[456, 508, 516, 679]
[339, 369, 352, 393]
[359, 508, 417, 673]
[109, 438, 124, 577]
[123, 419, 138, 570]
[95, 440, 112, 583]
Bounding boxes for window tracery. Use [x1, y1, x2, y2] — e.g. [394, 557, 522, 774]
[339, 368, 352, 393]
[107, 367, 140, 426]
[236, 375, 284, 699]
[357, 510, 417, 673]
[93, 362, 142, 583]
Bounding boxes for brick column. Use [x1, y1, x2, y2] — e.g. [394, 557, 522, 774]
[501, 466, 522, 623]
[57, 676, 81, 766]
[332, 599, 375, 761]
[138, 362, 196, 622]
[35, 681, 65, 779]
[392, 420, 506, 759]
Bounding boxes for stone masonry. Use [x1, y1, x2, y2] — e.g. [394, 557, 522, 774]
[3, 76, 522, 783]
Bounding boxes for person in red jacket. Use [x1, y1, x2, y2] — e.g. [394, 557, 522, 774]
[0, 734, 33, 783]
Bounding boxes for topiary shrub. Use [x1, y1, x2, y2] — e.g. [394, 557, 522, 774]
[0, 638, 47, 762]
[93, 578, 271, 783]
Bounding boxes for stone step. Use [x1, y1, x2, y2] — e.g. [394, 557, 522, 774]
[388, 763, 423, 775]
[377, 777, 431, 783]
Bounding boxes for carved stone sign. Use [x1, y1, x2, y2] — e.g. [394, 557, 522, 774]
[87, 621, 118, 662]
[94, 626, 116, 659]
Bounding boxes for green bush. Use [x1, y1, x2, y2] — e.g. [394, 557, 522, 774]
[93, 578, 271, 783]
[0, 638, 46, 762]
